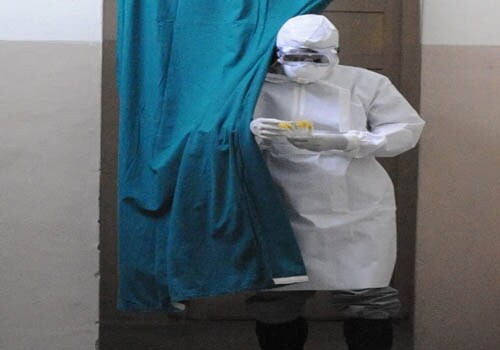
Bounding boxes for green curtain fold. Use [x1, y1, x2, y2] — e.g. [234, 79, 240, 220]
[117, 0, 331, 311]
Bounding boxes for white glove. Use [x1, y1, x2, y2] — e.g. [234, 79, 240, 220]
[250, 118, 288, 140]
[288, 133, 354, 152]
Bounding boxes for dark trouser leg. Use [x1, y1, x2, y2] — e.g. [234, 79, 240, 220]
[330, 287, 400, 350]
[343, 318, 393, 350]
[246, 291, 314, 350]
[256, 316, 308, 350]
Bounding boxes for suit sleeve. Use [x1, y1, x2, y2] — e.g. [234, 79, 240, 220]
[346, 76, 425, 158]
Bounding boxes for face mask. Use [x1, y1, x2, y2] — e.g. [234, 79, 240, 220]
[282, 62, 333, 84]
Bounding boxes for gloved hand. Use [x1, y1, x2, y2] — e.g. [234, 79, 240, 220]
[288, 133, 351, 152]
[250, 118, 288, 140]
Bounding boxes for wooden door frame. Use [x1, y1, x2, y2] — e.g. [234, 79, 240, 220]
[99, 0, 422, 327]
[392, 0, 422, 319]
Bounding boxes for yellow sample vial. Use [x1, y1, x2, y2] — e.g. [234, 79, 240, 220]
[278, 119, 314, 136]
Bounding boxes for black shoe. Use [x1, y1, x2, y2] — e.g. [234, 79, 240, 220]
[343, 318, 393, 350]
[255, 317, 308, 350]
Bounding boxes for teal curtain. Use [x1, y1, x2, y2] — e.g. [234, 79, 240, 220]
[117, 0, 331, 311]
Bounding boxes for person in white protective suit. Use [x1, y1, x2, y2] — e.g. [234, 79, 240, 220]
[246, 15, 425, 350]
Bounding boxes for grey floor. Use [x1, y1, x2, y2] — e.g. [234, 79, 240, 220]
[100, 319, 412, 350]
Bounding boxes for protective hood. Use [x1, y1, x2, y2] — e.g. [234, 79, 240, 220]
[276, 15, 339, 83]
[277, 14, 339, 53]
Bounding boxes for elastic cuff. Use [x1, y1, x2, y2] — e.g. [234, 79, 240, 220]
[344, 132, 360, 152]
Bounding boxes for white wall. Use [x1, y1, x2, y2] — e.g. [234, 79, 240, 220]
[422, 0, 500, 45]
[417, 0, 500, 349]
[0, 0, 102, 41]
[0, 1, 101, 349]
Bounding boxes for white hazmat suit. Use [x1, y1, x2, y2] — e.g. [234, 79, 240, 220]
[251, 15, 425, 291]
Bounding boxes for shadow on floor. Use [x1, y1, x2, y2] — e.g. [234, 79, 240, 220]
[99, 319, 412, 350]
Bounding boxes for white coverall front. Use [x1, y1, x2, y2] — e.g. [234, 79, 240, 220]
[253, 64, 425, 291]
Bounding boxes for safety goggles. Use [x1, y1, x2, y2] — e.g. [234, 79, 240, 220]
[277, 47, 332, 66]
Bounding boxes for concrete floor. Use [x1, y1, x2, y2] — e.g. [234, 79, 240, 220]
[99, 319, 412, 350]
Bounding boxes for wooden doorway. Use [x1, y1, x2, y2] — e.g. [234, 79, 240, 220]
[99, 0, 421, 348]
